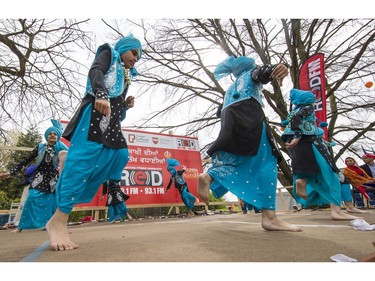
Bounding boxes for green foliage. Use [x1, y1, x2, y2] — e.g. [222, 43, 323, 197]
[208, 192, 227, 210]
[68, 211, 92, 222]
[0, 191, 11, 210]
[0, 126, 41, 201]
[6, 126, 42, 171]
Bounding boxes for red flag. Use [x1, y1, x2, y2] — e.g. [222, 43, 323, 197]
[298, 53, 327, 139]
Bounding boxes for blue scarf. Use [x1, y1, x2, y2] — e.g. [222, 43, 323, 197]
[214, 56, 256, 80]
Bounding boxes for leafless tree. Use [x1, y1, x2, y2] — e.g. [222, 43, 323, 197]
[0, 18, 93, 142]
[109, 19, 375, 186]
[3, 19, 374, 189]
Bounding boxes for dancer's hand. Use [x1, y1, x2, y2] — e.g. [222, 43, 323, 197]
[95, 99, 111, 117]
[126, 96, 135, 109]
[286, 138, 300, 149]
[271, 64, 288, 86]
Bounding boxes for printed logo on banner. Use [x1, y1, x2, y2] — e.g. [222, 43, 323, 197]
[122, 169, 163, 186]
[176, 138, 197, 150]
[128, 134, 136, 143]
[164, 151, 172, 158]
[127, 134, 150, 144]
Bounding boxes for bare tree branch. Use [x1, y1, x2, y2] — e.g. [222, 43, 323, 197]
[0, 18, 93, 137]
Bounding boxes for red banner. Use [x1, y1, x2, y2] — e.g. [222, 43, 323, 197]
[298, 53, 327, 139]
[60, 121, 203, 207]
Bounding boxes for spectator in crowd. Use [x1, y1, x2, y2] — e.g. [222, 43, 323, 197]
[343, 156, 375, 207]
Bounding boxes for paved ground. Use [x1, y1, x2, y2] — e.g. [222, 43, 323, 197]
[1, 208, 374, 264]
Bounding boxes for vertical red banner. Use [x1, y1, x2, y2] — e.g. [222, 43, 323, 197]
[298, 53, 327, 139]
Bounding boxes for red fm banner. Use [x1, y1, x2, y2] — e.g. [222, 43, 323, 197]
[60, 121, 203, 207]
[298, 53, 327, 139]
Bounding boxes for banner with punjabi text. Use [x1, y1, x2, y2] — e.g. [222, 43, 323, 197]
[60, 121, 202, 207]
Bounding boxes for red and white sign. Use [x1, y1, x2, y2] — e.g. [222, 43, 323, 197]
[60, 121, 203, 207]
[298, 53, 327, 139]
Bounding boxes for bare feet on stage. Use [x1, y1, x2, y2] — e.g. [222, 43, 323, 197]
[10, 228, 22, 234]
[346, 207, 369, 214]
[198, 173, 212, 205]
[295, 178, 308, 200]
[46, 209, 79, 251]
[127, 213, 134, 221]
[330, 204, 362, 220]
[187, 209, 195, 218]
[261, 210, 302, 232]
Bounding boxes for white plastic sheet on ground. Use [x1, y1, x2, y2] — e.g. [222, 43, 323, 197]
[330, 254, 358, 262]
[350, 218, 375, 231]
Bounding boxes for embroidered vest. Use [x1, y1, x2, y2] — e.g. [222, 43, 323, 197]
[84, 44, 125, 99]
[222, 71, 264, 110]
[282, 106, 318, 136]
[35, 143, 59, 169]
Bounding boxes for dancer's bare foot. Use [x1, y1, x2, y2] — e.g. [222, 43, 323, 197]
[261, 210, 302, 232]
[187, 209, 195, 218]
[10, 228, 22, 234]
[345, 202, 369, 213]
[330, 204, 362, 220]
[346, 207, 369, 214]
[198, 173, 212, 205]
[46, 209, 79, 251]
[295, 178, 308, 200]
[331, 212, 361, 220]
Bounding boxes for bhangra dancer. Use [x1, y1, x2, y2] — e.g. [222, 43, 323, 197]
[46, 34, 142, 251]
[0, 119, 68, 232]
[281, 89, 359, 220]
[166, 158, 198, 217]
[198, 55, 302, 232]
[102, 180, 133, 223]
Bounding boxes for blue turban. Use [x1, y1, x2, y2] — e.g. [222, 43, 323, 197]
[166, 158, 181, 176]
[166, 158, 180, 167]
[44, 119, 68, 152]
[214, 56, 256, 80]
[290, 89, 316, 106]
[44, 119, 63, 141]
[114, 34, 142, 77]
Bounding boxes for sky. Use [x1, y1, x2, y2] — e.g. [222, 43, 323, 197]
[2, 0, 374, 18]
